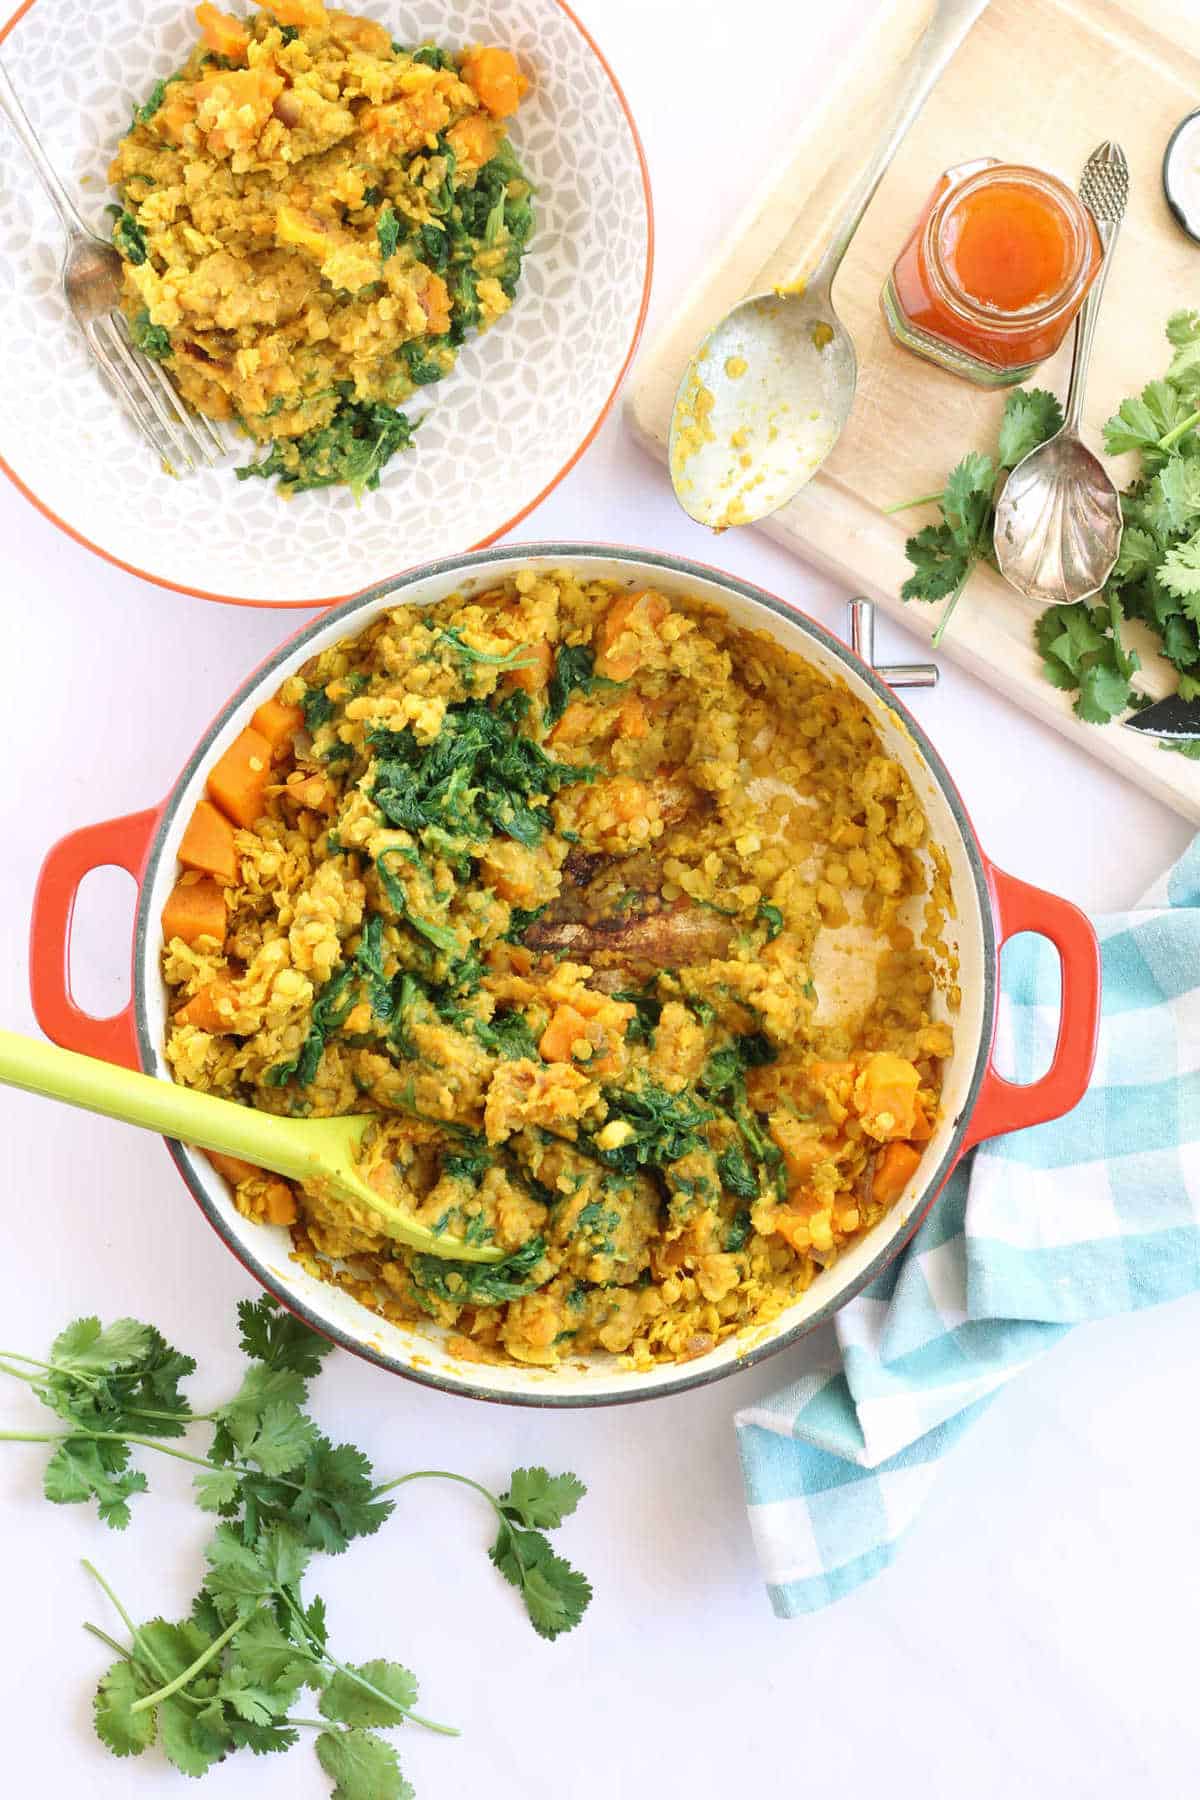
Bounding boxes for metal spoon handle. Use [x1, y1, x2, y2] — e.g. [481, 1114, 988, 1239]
[1063, 142, 1129, 435]
[809, 0, 990, 290]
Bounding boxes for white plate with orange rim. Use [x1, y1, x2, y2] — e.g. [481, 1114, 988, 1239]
[0, 0, 652, 607]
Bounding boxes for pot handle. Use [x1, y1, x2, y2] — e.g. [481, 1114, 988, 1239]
[29, 809, 159, 1072]
[962, 863, 1101, 1150]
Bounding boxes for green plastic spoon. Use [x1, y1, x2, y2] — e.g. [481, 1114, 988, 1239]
[0, 1028, 503, 1263]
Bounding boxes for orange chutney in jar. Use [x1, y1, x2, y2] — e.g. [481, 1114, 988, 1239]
[882, 160, 1103, 385]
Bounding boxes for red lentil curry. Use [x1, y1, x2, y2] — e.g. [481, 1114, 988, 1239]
[161, 570, 957, 1369]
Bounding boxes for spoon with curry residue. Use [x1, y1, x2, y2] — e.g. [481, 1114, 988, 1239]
[0, 1029, 503, 1263]
[668, 0, 989, 529]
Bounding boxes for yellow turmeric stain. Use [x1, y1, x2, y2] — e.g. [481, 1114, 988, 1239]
[811, 321, 834, 351]
[724, 355, 748, 379]
[670, 371, 717, 481]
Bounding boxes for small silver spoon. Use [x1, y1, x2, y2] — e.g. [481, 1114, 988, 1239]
[668, 0, 990, 530]
[992, 143, 1128, 604]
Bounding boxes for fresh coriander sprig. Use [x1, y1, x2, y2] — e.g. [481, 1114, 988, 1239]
[1, 1298, 592, 1797]
[892, 387, 1064, 646]
[897, 313, 1200, 746]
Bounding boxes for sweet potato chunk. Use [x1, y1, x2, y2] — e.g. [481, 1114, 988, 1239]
[207, 1151, 261, 1186]
[178, 799, 238, 884]
[461, 46, 529, 117]
[854, 1052, 922, 1141]
[207, 727, 273, 829]
[595, 589, 670, 680]
[872, 1141, 922, 1205]
[265, 0, 327, 26]
[175, 977, 238, 1033]
[195, 4, 249, 60]
[162, 876, 226, 948]
[251, 695, 305, 755]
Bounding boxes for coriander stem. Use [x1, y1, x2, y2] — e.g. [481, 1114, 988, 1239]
[83, 1620, 133, 1660]
[1107, 589, 1133, 678]
[129, 1613, 245, 1714]
[282, 1592, 459, 1739]
[1158, 408, 1200, 453]
[930, 563, 974, 649]
[0, 1428, 215, 1471]
[883, 490, 944, 515]
[376, 1468, 536, 1591]
[81, 1561, 175, 1691]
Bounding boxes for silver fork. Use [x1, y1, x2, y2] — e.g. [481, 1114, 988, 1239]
[0, 59, 228, 475]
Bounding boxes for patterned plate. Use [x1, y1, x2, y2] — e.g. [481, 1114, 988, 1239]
[0, 0, 652, 605]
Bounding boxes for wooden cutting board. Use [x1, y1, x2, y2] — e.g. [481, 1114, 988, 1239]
[629, 0, 1200, 821]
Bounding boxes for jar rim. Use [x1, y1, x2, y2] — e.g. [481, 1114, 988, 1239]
[922, 163, 1097, 335]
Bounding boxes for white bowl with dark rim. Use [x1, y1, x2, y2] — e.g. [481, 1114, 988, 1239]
[30, 545, 1101, 1406]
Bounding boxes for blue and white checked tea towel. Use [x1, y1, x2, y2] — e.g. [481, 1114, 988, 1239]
[736, 838, 1200, 1616]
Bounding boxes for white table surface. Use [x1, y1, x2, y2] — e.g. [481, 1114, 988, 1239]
[3, 1, 1198, 1794]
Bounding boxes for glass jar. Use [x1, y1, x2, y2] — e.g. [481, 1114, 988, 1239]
[881, 159, 1103, 386]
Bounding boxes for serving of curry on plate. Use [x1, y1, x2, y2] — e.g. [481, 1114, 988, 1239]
[160, 571, 957, 1369]
[107, 2, 534, 495]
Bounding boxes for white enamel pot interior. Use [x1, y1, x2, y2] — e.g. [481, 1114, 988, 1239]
[127, 545, 997, 1405]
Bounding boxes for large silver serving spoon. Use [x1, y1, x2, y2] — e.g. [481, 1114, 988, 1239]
[668, 0, 990, 530]
[992, 143, 1129, 603]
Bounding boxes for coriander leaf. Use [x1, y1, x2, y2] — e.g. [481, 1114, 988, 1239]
[899, 523, 969, 603]
[138, 1617, 215, 1685]
[1104, 380, 1191, 463]
[717, 1143, 758, 1201]
[260, 1522, 311, 1590]
[237, 1294, 337, 1377]
[942, 451, 995, 553]
[1159, 530, 1200, 603]
[194, 1465, 242, 1511]
[229, 1718, 301, 1755]
[216, 1364, 310, 1460]
[50, 1316, 152, 1376]
[500, 1467, 586, 1530]
[1155, 456, 1200, 533]
[236, 396, 417, 500]
[203, 1524, 276, 1617]
[160, 1693, 227, 1778]
[302, 685, 335, 734]
[316, 1727, 413, 1800]
[1075, 654, 1134, 724]
[1033, 601, 1107, 680]
[93, 1658, 156, 1757]
[997, 387, 1062, 468]
[232, 1611, 314, 1690]
[215, 1677, 284, 1726]
[724, 1206, 753, 1251]
[133, 77, 168, 125]
[1111, 523, 1159, 585]
[756, 901, 784, 941]
[44, 1440, 147, 1529]
[130, 307, 172, 361]
[1167, 310, 1200, 348]
[243, 1400, 320, 1477]
[112, 210, 148, 265]
[318, 1659, 419, 1726]
[519, 1548, 593, 1642]
[281, 1436, 393, 1555]
[377, 204, 401, 261]
[304, 1594, 329, 1650]
[544, 643, 622, 727]
[410, 1237, 548, 1311]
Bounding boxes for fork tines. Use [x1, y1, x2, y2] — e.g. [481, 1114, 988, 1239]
[86, 310, 227, 475]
